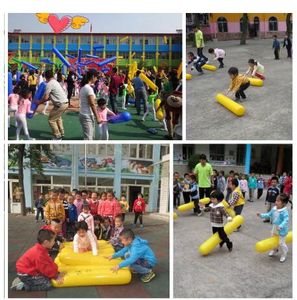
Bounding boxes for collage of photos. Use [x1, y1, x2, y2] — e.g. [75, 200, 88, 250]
[4, 11, 294, 300]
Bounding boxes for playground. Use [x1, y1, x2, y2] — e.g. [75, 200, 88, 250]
[186, 39, 292, 140]
[174, 193, 292, 298]
[8, 213, 169, 298]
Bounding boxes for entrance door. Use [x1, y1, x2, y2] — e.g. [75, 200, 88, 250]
[9, 181, 23, 214]
[128, 186, 142, 212]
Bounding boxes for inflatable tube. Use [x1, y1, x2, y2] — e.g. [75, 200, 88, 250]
[199, 215, 244, 256]
[177, 198, 210, 212]
[66, 54, 76, 59]
[186, 73, 192, 80]
[86, 54, 100, 59]
[177, 63, 182, 79]
[97, 57, 117, 67]
[93, 44, 104, 50]
[21, 61, 38, 71]
[8, 72, 13, 96]
[108, 112, 132, 124]
[153, 66, 158, 74]
[16, 71, 22, 82]
[53, 47, 71, 68]
[139, 73, 158, 91]
[255, 231, 292, 253]
[221, 200, 235, 218]
[173, 212, 178, 220]
[40, 58, 54, 65]
[248, 77, 263, 87]
[78, 49, 82, 63]
[27, 82, 47, 119]
[202, 64, 217, 71]
[154, 98, 164, 121]
[215, 93, 245, 117]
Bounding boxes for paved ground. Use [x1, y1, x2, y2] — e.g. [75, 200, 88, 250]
[8, 213, 169, 298]
[8, 98, 168, 140]
[186, 39, 292, 140]
[174, 190, 292, 298]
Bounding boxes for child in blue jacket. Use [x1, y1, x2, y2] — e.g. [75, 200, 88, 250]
[108, 229, 157, 283]
[257, 193, 290, 262]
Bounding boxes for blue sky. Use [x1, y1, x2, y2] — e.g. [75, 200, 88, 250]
[8, 13, 182, 33]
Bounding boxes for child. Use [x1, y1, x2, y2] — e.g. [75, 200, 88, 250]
[94, 215, 105, 240]
[8, 86, 20, 128]
[34, 194, 45, 223]
[263, 176, 280, 222]
[182, 173, 191, 204]
[133, 193, 146, 227]
[88, 192, 99, 215]
[97, 98, 116, 140]
[239, 174, 248, 199]
[101, 191, 116, 220]
[97, 192, 107, 216]
[108, 229, 157, 283]
[226, 170, 235, 201]
[109, 215, 125, 252]
[187, 51, 208, 74]
[73, 221, 97, 255]
[245, 59, 265, 80]
[15, 88, 34, 140]
[119, 195, 129, 221]
[248, 172, 257, 202]
[78, 204, 95, 234]
[102, 217, 113, 240]
[217, 170, 226, 194]
[283, 35, 292, 58]
[226, 67, 250, 101]
[188, 174, 201, 216]
[74, 191, 83, 215]
[208, 48, 226, 68]
[257, 194, 290, 262]
[67, 195, 78, 240]
[272, 35, 280, 60]
[257, 175, 265, 200]
[209, 191, 233, 251]
[11, 229, 63, 291]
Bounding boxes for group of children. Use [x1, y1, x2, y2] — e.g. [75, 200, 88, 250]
[11, 188, 156, 291]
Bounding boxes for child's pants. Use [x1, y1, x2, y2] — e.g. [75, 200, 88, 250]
[217, 57, 224, 67]
[98, 123, 109, 140]
[257, 188, 263, 199]
[278, 235, 288, 255]
[124, 253, 152, 274]
[35, 208, 44, 221]
[212, 226, 231, 246]
[134, 212, 143, 225]
[18, 274, 51, 291]
[274, 48, 280, 59]
[192, 199, 201, 214]
[66, 221, 76, 240]
[16, 113, 30, 140]
[249, 188, 255, 200]
[235, 82, 250, 99]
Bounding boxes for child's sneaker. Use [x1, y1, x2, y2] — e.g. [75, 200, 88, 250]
[141, 270, 156, 283]
[268, 249, 278, 257]
[227, 241, 233, 252]
[10, 277, 24, 291]
[280, 255, 286, 263]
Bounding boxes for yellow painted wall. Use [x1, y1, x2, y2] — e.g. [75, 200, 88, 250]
[210, 13, 288, 22]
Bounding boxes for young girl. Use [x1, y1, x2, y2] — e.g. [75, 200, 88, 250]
[245, 59, 265, 80]
[73, 221, 97, 256]
[208, 47, 226, 68]
[109, 215, 124, 252]
[257, 194, 290, 262]
[217, 171, 226, 194]
[133, 193, 146, 227]
[119, 195, 129, 221]
[209, 191, 233, 251]
[78, 204, 95, 234]
[226, 67, 250, 101]
[101, 191, 116, 221]
[8, 86, 20, 128]
[15, 88, 34, 140]
[96, 98, 116, 140]
[239, 174, 248, 199]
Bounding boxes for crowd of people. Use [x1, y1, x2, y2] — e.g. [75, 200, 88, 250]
[11, 188, 157, 291]
[8, 64, 182, 140]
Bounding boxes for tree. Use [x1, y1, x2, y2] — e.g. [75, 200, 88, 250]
[8, 145, 53, 216]
[188, 153, 201, 171]
[240, 14, 249, 45]
[286, 13, 292, 37]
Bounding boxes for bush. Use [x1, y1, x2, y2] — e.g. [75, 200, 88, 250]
[188, 153, 201, 171]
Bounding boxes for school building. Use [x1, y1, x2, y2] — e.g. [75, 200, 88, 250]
[8, 32, 182, 69]
[174, 144, 292, 176]
[8, 144, 170, 214]
[186, 13, 292, 41]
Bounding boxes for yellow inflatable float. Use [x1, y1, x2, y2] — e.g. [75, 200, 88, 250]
[177, 197, 210, 212]
[52, 240, 131, 287]
[199, 215, 244, 256]
[186, 73, 192, 80]
[248, 77, 263, 87]
[216, 93, 245, 117]
[139, 72, 158, 91]
[255, 231, 292, 253]
[155, 98, 164, 121]
[173, 212, 178, 220]
[202, 64, 217, 71]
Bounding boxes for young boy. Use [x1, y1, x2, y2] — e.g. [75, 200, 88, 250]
[263, 176, 280, 222]
[67, 195, 78, 240]
[188, 174, 202, 216]
[108, 229, 157, 283]
[187, 52, 208, 75]
[226, 67, 250, 101]
[11, 229, 63, 291]
[109, 215, 125, 252]
[209, 191, 233, 251]
[208, 48, 226, 68]
[272, 35, 280, 60]
[133, 193, 146, 228]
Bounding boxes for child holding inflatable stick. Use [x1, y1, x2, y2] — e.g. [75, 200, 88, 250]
[225, 67, 250, 101]
[208, 48, 226, 68]
[188, 174, 202, 216]
[245, 59, 265, 80]
[108, 229, 157, 283]
[187, 52, 207, 74]
[209, 191, 233, 251]
[257, 194, 290, 262]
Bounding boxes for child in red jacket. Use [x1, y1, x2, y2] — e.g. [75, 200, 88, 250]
[133, 193, 146, 228]
[101, 191, 116, 220]
[11, 229, 64, 291]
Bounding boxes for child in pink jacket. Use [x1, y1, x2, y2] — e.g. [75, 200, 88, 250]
[97, 192, 107, 216]
[101, 191, 115, 219]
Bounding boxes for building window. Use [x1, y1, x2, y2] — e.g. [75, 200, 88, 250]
[254, 17, 260, 31]
[209, 145, 225, 161]
[68, 36, 78, 44]
[9, 36, 19, 43]
[56, 36, 65, 44]
[21, 35, 30, 43]
[182, 145, 194, 161]
[236, 145, 245, 165]
[44, 35, 54, 44]
[269, 17, 278, 31]
[217, 17, 228, 33]
[32, 36, 42, 43]
[186, 14, 193, 24]
[81, 35, 90, 44]
[52, 144, 71, 154]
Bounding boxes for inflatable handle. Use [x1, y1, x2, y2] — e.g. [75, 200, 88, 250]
[248, 77, 263, 87]
[21, 61, 38, 71]
[255, 231, 292, 253]
[97, 56, 117, 67]
[139, 73, 158, 91]
[177, 197, 210, 212]
[108, 112, 132, 124]
[53, 47, 71, 68]
[202, 64, 217, 71]
[27, 82, 47, 119]
[216, 93, 245, 117]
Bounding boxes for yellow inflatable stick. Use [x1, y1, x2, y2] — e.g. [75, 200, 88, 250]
[202, 64, 217, 71]
[255, 231, 292, 253]
[177, 63, 182, 79]
[199, 215, 244, 256]
[186, 73, 192, 80]
[248, 77, 263, 87]
[216, 93, 245, 117]
[120, 36, 129, 42]
[173, 212, 178, 220]
[139, 73, 158, 91]
[155, 98, 164, 121]
[177, 198, 210, 212]
[221, 200, 235, 218]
